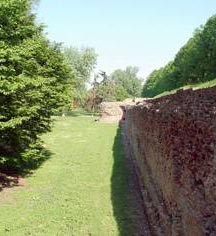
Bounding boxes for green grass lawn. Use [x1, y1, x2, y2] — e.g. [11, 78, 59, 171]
[0, 116, 141, 236]
[153, 78, 216, 99]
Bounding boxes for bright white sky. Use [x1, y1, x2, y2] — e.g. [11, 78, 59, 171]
[37, 0, 216, 80]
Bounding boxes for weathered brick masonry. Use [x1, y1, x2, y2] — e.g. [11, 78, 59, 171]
[125, 87, 216, 235]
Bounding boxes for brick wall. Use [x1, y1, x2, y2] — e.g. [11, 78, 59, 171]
[125, 87, 216, 235]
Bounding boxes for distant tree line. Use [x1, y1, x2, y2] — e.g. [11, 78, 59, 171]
[85, 66, 143, 111]
[63, 45, 143, 110]
[142, 15, 216, 97]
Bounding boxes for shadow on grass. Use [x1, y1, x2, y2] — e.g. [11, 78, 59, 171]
[111, 125, 134, 235]
[111, 124, 151, 236]
[0, 148, 52, 191]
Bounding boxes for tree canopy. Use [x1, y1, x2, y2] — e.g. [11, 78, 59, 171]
[142, 15, 216, 98]
[0, 0, 72, 170]
[85, 66, 143, 111]
[63, 47, 97, 107]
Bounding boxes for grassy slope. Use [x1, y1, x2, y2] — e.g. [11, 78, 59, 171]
[0, 116, 134, 235]
[153, 78, 216, 98]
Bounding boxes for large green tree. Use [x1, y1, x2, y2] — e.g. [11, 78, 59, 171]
[63, 47, 97, 107]
[142, 62, 178, 97]
[0, 0, 72, 170]
[111, 66, 142, 98]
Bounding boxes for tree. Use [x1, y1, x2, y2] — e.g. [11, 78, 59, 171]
[63, 47, 97, 107]
[0, 0, 72, 170]
[111, 66, 142, 98]
[142, 62, 179, 97]
[142, 14, 216, 98]
[85, 66, 143, 111]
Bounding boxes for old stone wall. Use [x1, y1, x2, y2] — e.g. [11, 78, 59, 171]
[125, 87, 216, 235]
[99, 102, 125, 123]
[99, 99, 144, 123]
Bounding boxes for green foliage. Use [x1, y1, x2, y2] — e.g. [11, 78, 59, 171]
[153, 78, 216, 99]
[96, 79, 117, 102]
[142, 14, 216, 97]
[63, 47, 97, 107]
[85, 67, 142, 111]
[0, 0, 72, 170]
[114, 84, 130, 101]
[111, 66, 142, 98]
[142, 62, 177, 97]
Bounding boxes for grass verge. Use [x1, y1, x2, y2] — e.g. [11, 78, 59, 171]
[0, 116, 143, 235]
[153, 78, 216, 99]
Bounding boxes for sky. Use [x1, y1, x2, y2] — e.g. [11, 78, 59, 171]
[36, 0, 216, 80]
